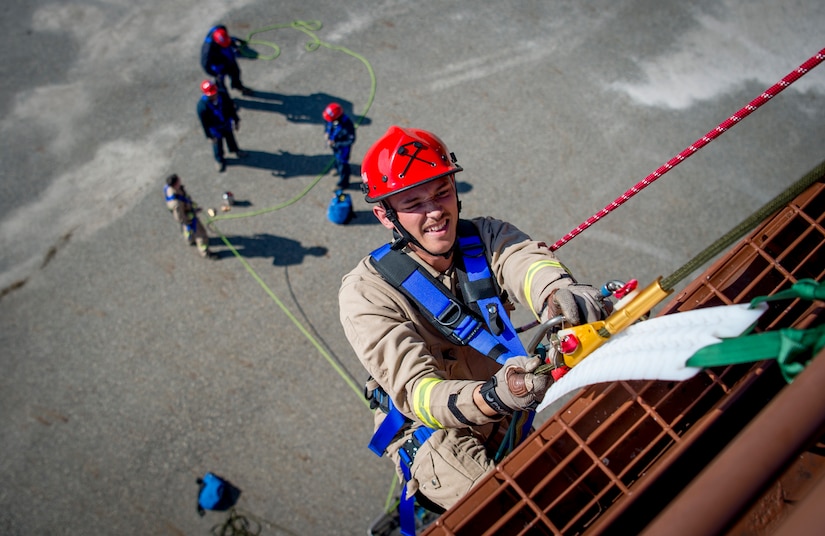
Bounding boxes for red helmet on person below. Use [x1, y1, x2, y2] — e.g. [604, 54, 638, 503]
[212, 27, 231, 47]
[200, 79, 218, 97]
[361, 126, 463, 203]
[323, 102, 344, 122]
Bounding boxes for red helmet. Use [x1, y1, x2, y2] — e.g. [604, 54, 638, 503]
[322, 102, 344, 122]
[212, 27, 231, 47]
[201, 79, 218, 97]
[361, 126, 463, 203]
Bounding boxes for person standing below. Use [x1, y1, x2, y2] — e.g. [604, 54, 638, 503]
[197, 80, 247, 173]
[163, 174, 216, 260]
[338, 126, 609, 531]
[200, 25, 253, 96]
[323, 102, 356, 189]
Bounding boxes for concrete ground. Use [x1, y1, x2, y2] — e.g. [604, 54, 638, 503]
[1, 1, 823, 534]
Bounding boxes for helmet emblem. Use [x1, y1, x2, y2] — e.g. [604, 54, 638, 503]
[397, 141, 437, 178]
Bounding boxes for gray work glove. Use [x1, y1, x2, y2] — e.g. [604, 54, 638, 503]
[479, 356, 549, 414]
[547, 284, 611, 326]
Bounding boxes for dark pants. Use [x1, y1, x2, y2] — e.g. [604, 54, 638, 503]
[224, 62, 244, 91]
[212, 127, 239, 164]
[211, 62, 244, 91]
[334, 147, 351, 188]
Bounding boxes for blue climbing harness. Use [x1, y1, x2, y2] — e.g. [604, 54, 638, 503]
[370, 221, 527, 365]
[164, 185, 197, 234]
[367, 220, 534, 535]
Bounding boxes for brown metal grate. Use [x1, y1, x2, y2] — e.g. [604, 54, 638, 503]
[424, 172, 825, 536]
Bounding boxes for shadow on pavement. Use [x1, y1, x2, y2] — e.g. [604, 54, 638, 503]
[233, 91, 372, 127]
[211, 233, 327, 265]
[224, 150, 331, 178]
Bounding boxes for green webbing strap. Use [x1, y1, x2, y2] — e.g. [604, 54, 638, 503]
[686, 280, 825, 383]
[686, 326, 825, 383]
[749, 278, 825, 304]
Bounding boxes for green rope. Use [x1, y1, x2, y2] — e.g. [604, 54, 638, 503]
[237, 20, 376, 129]
[384, 473, 400, 514]
[662, 159, 825, 291]
[212, 225, 367, 405]
[202, 20, 377, 408]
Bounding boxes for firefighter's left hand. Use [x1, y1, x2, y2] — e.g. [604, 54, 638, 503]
[478, 356, 549, 414]
[547, 284, 611, 326]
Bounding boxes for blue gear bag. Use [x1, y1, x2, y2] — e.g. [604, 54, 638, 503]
[328, 189, 354, 224]
[197, 472, 227, 516]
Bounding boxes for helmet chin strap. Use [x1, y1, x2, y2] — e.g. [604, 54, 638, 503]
[383, 202, 455, 259]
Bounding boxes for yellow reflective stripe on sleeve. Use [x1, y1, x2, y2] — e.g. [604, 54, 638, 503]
[524, 260, 566, 321]
[413, 378, 444, 429]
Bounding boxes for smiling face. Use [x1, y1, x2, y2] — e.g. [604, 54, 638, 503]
[374, 175, 459, 271]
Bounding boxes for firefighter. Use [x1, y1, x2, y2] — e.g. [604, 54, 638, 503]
[338, 126, 609, 526]
[323, 102, 356, 189]
[163, 174, 216, 260]
[196, 79, 247, 172]
[200, 25, 252, 96]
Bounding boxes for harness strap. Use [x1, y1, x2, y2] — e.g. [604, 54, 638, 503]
[368, 403, 408, 456]
[369, 223, 523, 365]
[366, 394, 432, 536]
[398, 486, 416, 536]
[164, 186, 189, 204]
[455, 222, 525, 358]
[397, 427, 435, 536]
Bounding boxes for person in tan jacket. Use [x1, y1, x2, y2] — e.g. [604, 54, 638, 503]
[164, 174, 216, 260]
[338, 126, 609, 522]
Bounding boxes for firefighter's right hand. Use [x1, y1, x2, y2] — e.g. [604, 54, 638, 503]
[547, 284, 610, 326]
[478, 356, 549, 414]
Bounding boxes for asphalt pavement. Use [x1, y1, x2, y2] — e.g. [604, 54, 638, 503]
[1, 1, 823, 534]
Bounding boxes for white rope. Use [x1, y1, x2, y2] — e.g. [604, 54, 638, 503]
[536, 302, 768, 413]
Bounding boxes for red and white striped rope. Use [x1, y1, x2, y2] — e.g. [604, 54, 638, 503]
[550, 47, 825, 251]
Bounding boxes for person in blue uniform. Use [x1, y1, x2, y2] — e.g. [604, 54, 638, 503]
[200, 25, 252, 96]
[323, 102, 356, 189]
[196, 80, 247, 172]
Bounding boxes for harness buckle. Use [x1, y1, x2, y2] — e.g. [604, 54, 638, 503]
[366, 383, 392, 414]
[399, 438, 419, 471]
[435, 300, 463, 328]
[399, 428, 435, 470]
